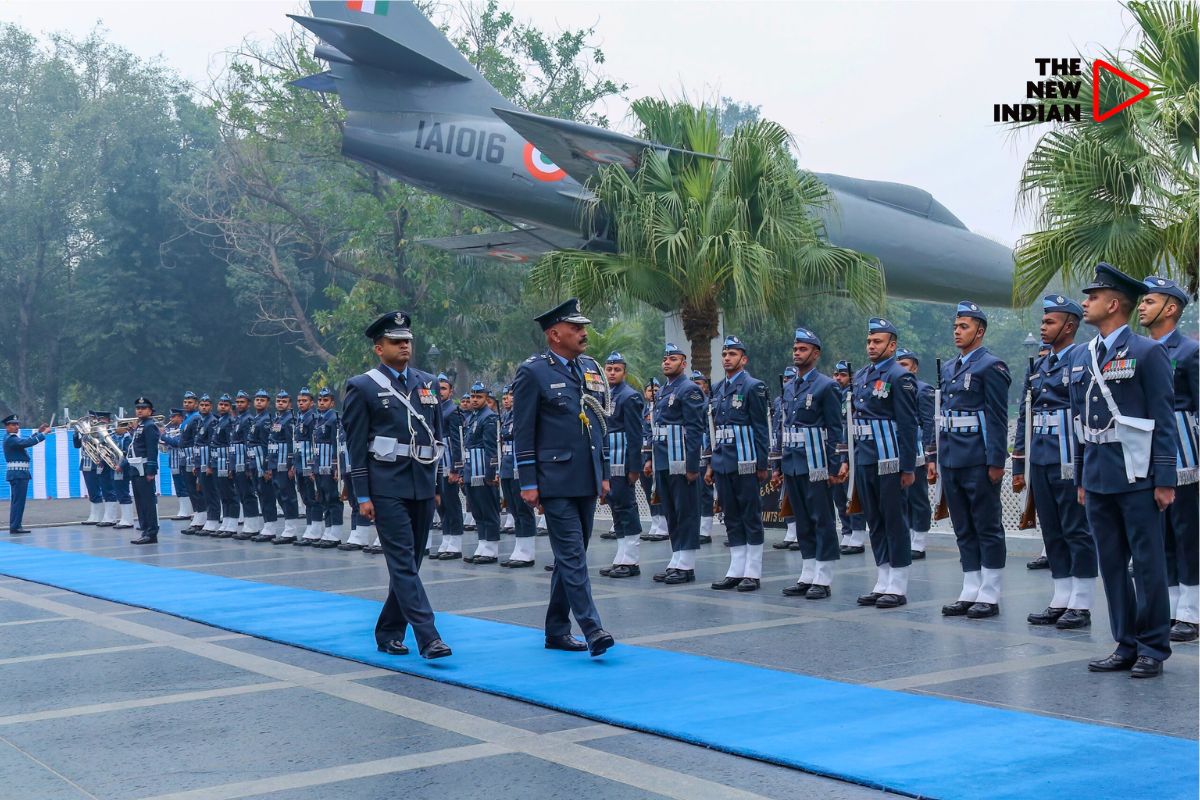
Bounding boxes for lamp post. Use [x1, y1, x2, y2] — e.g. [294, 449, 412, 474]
[427, 344, 441, 370]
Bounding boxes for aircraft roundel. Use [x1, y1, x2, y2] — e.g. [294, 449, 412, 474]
[583, 149, 638, 169]
[522, 142, 566, 182]
[487, 249, 530, 263]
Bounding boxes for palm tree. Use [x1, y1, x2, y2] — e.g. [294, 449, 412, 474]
[1010, 1, 1197, 305]
[529, 98, 883, 376]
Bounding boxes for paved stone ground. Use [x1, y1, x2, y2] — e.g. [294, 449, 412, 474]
[0, 499, 1195, 799]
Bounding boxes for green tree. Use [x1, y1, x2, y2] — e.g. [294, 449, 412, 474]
[1010, 0, 1198, 303]
[529, 98, 884, 376]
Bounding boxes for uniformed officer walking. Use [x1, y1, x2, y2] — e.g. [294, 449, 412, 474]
[1071, 263, 1176, 678]
[707, 336, 770, 592]
[512, 299, 614, 657]
[1137, 276, 1197, 643]
[1012, 296, 1097, 629]
[598, 352, 644, 578]
[851, 318, 919, 609]
[896, 349, 934, 559]
[776, 328, 845, 599]
[649, 344, 706, 585]
[4, 414, 49, 534]
[125, 397, 161, 545]
[931, 301, 1012, 619]
[499, 384, 537, 567]
[463, 381, 501, 563]
[74, 413, 105, 525]
[344, 311, 451, 660]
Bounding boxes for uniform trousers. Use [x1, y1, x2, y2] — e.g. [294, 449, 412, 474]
[82, 469, 103, 506]
[542, 496, 603, 637]
[832, 479, 865, 534]
[904, 471, 932, 535]
[131, 473, 159, 535]
[657, 470, 700, 551]
[271, 470, 299, 519]
[216, 474, 239, 519]
[700, 475, 715, 521]
[7, 477, 29, 531]
[942, 465, 1006, 571]
[298, 470, 319, 522]
[114, 474, 131, 504]
[171, 471, 190, 499]
[500, 477, 535, 537]
[235, 469, 260, 518]
[639, 472, 661, 517]
[316, 472, 344, 526]
[855, 463, 911, 569]
[466, 483, 500, 541]
[437, 474, 465, 535]
[257, 471, 278, 523]
[98, 467, 118, 502]
[1085, 489, 1172, 661]
[1165, 482, 1199, 587]
[1029, 462, 1096, 580]
[714, 472, 764, 547]
[199, 471, 221, 520]
[373, 495, 440, 650]
[783, 473, 840, 562]
[606, 474, 641, 539]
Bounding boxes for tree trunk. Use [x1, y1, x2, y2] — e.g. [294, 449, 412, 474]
[680, 297, 721, 378]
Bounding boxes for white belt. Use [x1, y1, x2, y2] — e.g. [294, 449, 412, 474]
[6, 462, 29, 470]
[127, 456, 148, 476]
[1079, 427, 1119, 444]
[1033, 413, 1061, 428]
[369, 437, 436, 462]
[652, 424, 682, 440]
[940, 416, 982, 430]
[850, 424, 874, 438]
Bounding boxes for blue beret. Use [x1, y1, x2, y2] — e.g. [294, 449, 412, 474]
[955, 300, 987, 323]
[663, 342, 686, 357]
[2, 414, 18, 425]
[793, 327, 822, 348]
[689, 370, 706, 381]
[1143, 275, 1190, 308]
[606, 351, 626, 365]
[868, 317, 898, 336]
[649, 377, 661, 387]
[503, 384, 513, 393]
[169, 408, 185, 416]
[298, 387, 313, 398]
[1042, 294, 1083, 318]
[198, 395, 211, 403]
[254, 388, 270, 398]
[364, 311, 412, 340]
[896, 348, 919, 363]
[834, 361, 850, 373]
[235, 390, 249, 399]
[722, 335, 747, 353]
[275, 390, 289, 399]
[218, 393, 232, 403]
[782, 366, 799, 378]
[182, 390, 196, 400]
[1084, 262, 1144, 302]
[460, 393, 470, 401]
[437, 372, 451, 385]
[534, 298, 590, 331]
[470, 381, 487, 393]
[317, 387, 333, 398]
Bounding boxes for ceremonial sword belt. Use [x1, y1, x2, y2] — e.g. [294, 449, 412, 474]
[606, 431, 629, 477]
[368, 437, 438, 463]
[713, 424, 759, 475]
[5, 462, 30, 471]
[1174, 410, 1198, 485]
[652, 423, 688, 475]
[781, 425, 830, 481]
[849, 419, 900, 475]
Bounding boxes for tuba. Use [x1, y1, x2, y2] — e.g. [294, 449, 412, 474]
[67, 415, 125, 470]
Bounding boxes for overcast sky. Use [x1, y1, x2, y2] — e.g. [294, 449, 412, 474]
[2, 1, 1134, 248]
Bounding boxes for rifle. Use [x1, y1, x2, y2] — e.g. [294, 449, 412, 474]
[647, 377, 660, 505]
[772, 374, 792, 517]
[932, 357, 949, 521]
[1017, 355, 1037, 530]
[497, 410, 506, 509]
[705, 396, 721, 513]
[845, 362, 862, 515]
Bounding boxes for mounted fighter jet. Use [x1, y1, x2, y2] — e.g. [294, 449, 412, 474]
[289, 1, 1014, 305]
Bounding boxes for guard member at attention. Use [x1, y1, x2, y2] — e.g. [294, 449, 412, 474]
[267, 390, 302, 544]
[1012, 296, 1096, 629]
[343, 310, 451, 660]
[932, 301, 1012, 619]
[896, 349, 935, 560]
[776, 328, 845, 599]
[692, 370, 717, 545]
[434, 374, 466, 560]
[248, 390, 280, 542]
[1072, 263, 1176, 678]
[499, 384, 537, 567]
[851, 318, 919, 609]
[707, 336, 770, 592]
[126, 397, 161, 545]
[1137, 276, 1197, 643]
[512, 298, 615, 657]
[312, 387, 345, 548]
[294, 388, 322, 545]
[463, 381, 501, 564]
[831, 361, 868, 553]
[648, 343, 706, 585]
[598, 352, 645, 579]
[4, 414, 49, 534]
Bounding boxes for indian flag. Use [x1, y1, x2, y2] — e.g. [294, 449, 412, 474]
[346, 0, 389, 14]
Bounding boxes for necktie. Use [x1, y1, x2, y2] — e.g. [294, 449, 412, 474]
[1048, 353, 1058, 369]
[1096, 341, 1107, 365]
[569, 359, 582, 383]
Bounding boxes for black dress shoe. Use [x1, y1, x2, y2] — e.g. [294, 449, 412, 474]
[1026, 555, 1050, 570]
[876, 593, 907, 608]
[1130, 655, 1163, 678]
[1056, 609, 1092, 629]
[653, 569, 676, 582]
[942, 600, 973, 616]
[314, 539, 340, 549]
[545, 634, 588, 652]
[772, 541, 794, 549]
[502, 559, 534, 568]
[587, 629, 615, 657]
[543, 563, 555, 571]
[463, 524, 477, 531]
[232, 532, 254, 540]
[437, 551, 462, 560]
[130, 536, 158, 545]
[464, 555, 498, 564]
[788, 542, 801, 551]
[599, 565, 616, 576]
[600, 531, 617, 540]
[698, 534, 712, 544]
[1088, 652, 1136, 672]
[338, 542, 363, 551]
[606, 564, 639, 578]
[81, 519, 99, 526]
[292, 538, 312, 546]
[420, 639, 452, 659]
[9, 528, 32, 535]
[213, 530, 234, 539]
[96, 521, 115, 528]
[500, 526, 515, 534]
[723, 540, 731, 547]
[911, 550, 926, 560]
[711, 577, 741, 590]
[805, 584, 831, 600]
[781, 583, 812, 597]
[857, 592, 882, 606]
[250, 534, 275, 543]
[736, 578, 760, 592]
[180, 528, 198, 535]
[272, 537, 296, 545]
[840, 545, 865, 555]
[1170, 621, 1199, 642]
[377, 639, 409, 655]
[363, 545, 383, 554]
[1027, 606, 1067, 625]
[664, 569, 695, 584]
[967, 602, 999, 619]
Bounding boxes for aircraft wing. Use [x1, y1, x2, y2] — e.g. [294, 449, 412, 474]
[492, 107, 724, 186]
[416, 227, 592, 264]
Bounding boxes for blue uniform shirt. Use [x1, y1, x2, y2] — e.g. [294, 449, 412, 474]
[269, 410, 294, 471]
[850, 356, 919, 473]
[937, 346, 1011, 469]
[604, 381, 644, 478]
[4, 429, 45, 482]
[777, 368, 843, 479]
[709, 370, 769, 475]
[125, 418, 159, 477]
[1160, 329, 1199, 485]
[464, 405, 499, 485]
[651, 374, 705, 475]
[313, 408, 340, 475]
[1013, 344, 1079, 477]
[499, 408, 516, 480]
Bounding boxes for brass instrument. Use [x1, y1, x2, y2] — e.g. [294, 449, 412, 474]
[64, 415, 125, 470]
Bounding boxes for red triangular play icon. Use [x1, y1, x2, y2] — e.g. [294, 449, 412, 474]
[1092, 59, 1150, 122]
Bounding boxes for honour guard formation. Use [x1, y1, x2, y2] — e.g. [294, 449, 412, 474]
[4, 264, 1197, 675]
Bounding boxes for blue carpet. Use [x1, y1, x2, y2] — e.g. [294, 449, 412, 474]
[0, 541, 1194, 800]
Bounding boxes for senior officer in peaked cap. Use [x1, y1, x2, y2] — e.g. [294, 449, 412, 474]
[1072, 263, 1177, 678]
[1013, 295, 1097, 629]
[4, 413, 50, 534]
[343, 311, 451, 660]
[931, 301, 1012, 619]
[1137, 275, 1198, 643]
[126, 397, 161, 545]
[512, 299, 615, 657]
